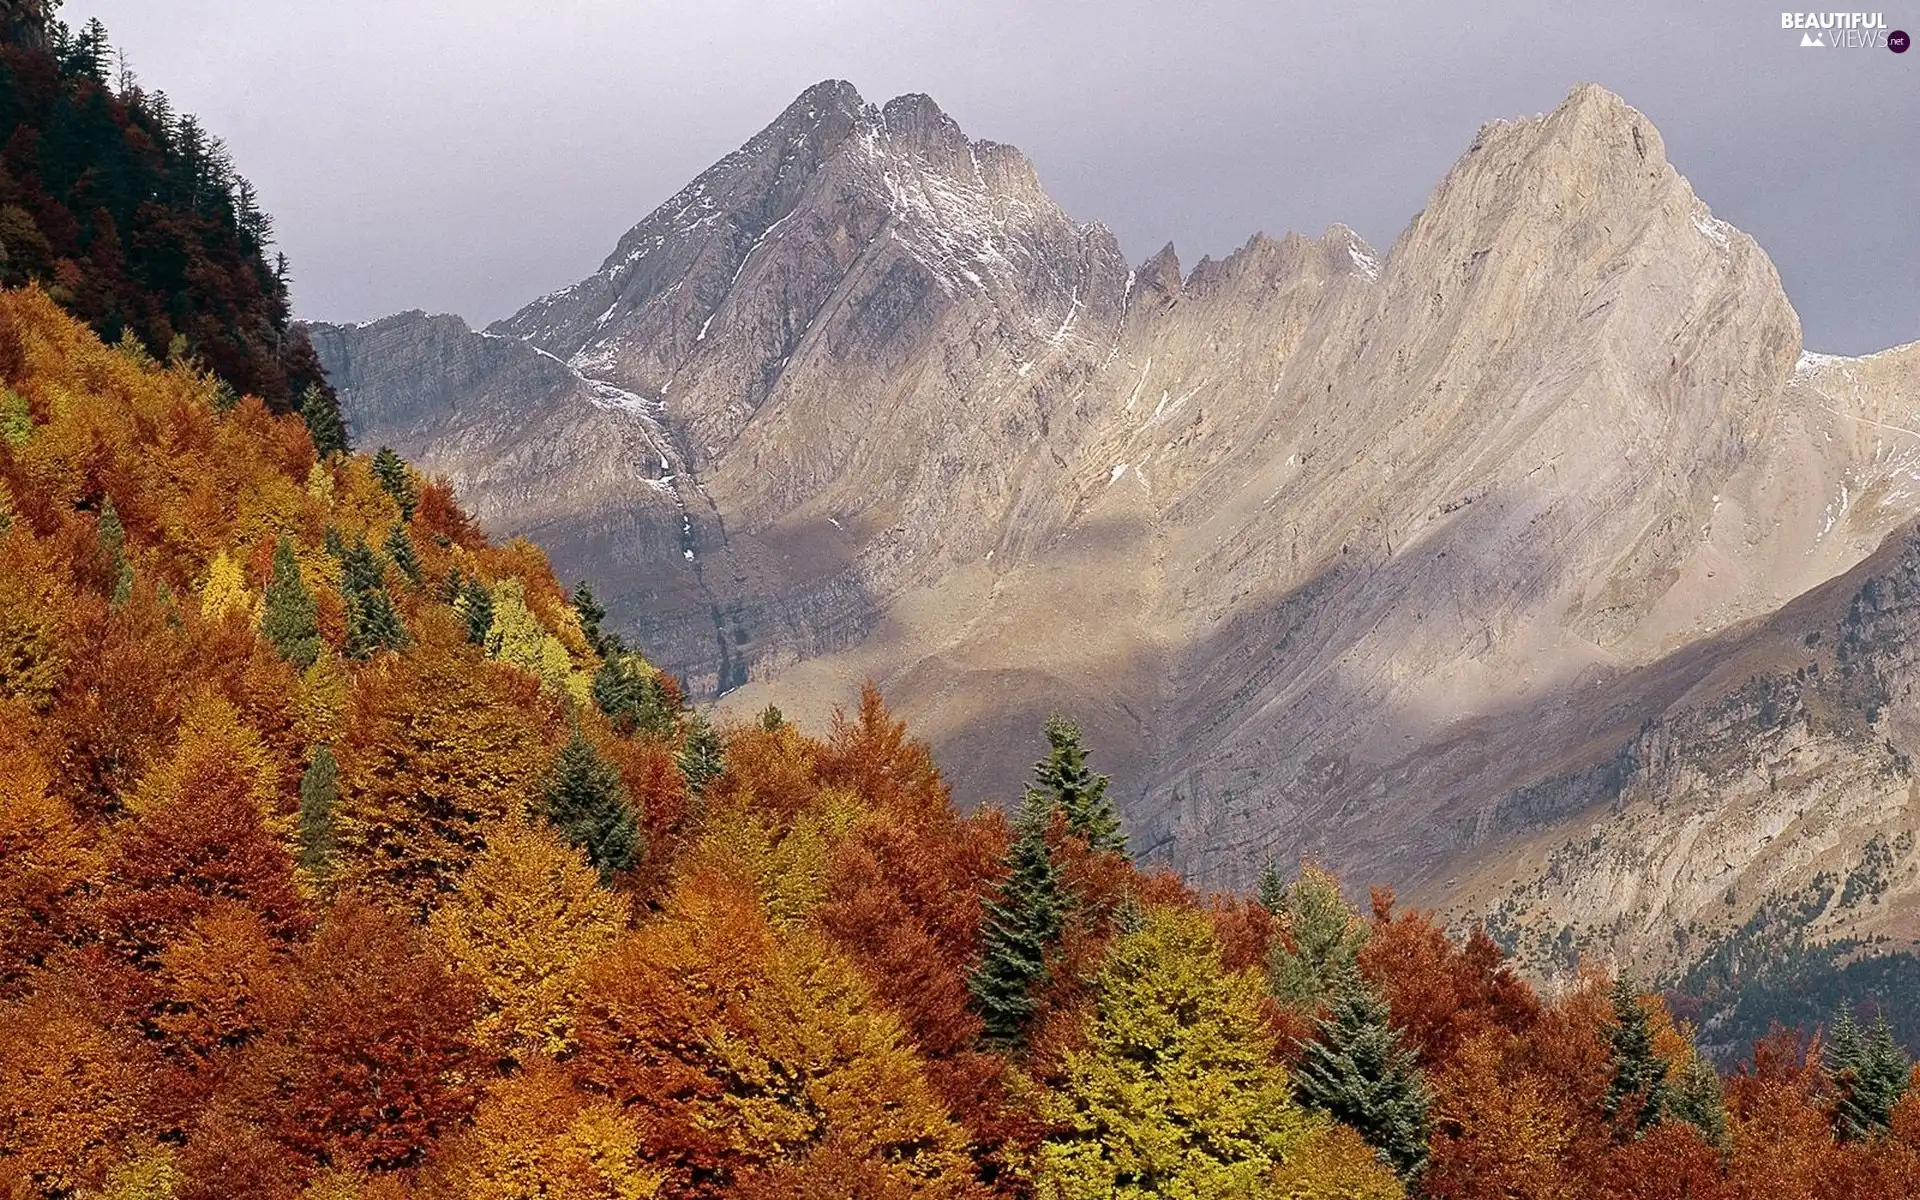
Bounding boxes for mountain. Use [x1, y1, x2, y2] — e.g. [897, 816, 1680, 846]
[311, 82, 1920, 988]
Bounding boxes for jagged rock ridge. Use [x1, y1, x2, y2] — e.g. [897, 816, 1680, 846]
[311, 82, 1920, 984]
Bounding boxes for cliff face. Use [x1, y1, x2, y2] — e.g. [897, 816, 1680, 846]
[312, 82, 1920, 980]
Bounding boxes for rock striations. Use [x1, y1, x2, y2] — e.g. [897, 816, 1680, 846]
[309, 81, 1920, 985]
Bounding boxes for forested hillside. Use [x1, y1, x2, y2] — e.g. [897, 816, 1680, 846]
[0, 3, 337, 416]
[2, 285, 1920, 1198]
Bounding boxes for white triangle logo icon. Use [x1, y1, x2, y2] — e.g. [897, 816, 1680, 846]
[1801, 31, 1825, 46]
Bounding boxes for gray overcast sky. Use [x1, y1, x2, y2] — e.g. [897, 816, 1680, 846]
[74, 0, 1918, 354]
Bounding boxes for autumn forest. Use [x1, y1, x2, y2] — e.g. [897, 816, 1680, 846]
[4, 5, 1920, 1199]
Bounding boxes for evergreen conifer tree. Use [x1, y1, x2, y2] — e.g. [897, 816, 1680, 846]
[338, 537, 407, 659]
[1256, 858, 1287, 915]
[371, 446, 417, 520]
[1028, 715, 1126, 855]
[97, 494, 132, 605]
[1267, 866, 1368, 1011]
[572, 580, 609, 653]
[677, 711, 726, 795]
[759, 704, 785, 731]
[299, 383, 349, 457]
[455, 573, 494, 645]
[259, 535, 321, 669]
[540, 728, 641, 881]
[1603, 974, 1672, 1135]
[384, 522, 421, 585]
[1292, 968, 1433, 1181]
[298, 744, 338, 876]
[1829, 1012, 1912, 1141]
[322, 523, 345, 559]
[1668, 1052, 1728, 1147]
[967, 789, 1068, 1050]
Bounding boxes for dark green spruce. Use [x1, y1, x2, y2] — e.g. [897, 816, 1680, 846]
[541, 728, 641, 880]
[967, 788, 1068, 1051]
[1028, 714, 1126, 855]
[1828, 1012, 1913, 1141]
[1602, 974, 1672, 1136]
[337, 537, 407, 659]
[259, 534, 321, 669]
[298, 745, 338, 876]
[371, 446, 417, 521]
[677, 712, 726, 795]
[1292, 969, 1433, 1181]
[300, 383, 349, 457]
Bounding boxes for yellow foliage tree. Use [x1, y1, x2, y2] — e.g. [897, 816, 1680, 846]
[197, 550, 251, 622]
[1036, 906, 1315, 1200]
[485, 577, 576, 697]
[1270, 1124, 1406, 1200]
[424, 1062, 664, 1200]
[82, 1145, 183, 1200]
[428, 818, 628, 1058]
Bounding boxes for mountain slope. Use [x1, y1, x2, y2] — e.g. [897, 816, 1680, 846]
[315, 82, 1920, 981]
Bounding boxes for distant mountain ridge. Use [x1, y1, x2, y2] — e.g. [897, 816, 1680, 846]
[310, 80, 1920, 994]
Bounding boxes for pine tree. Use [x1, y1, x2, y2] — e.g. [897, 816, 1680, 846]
[1829, 1012, 1912, 1141]
[259, 534, 321, 669]
[338, 537, 407, 659]
[967, 789, 1067, 1050]
[384, 522, 420, 585]
[299, 744, 338, 876]
[300, 383, 349, 457]
[1292, 968, 1433, 1181]
[759, 704, 785, 731]
[455, 573, 494, 645]
[1028, 714, 1125, 855]
[371, 446, 417, 520]
[572, 580, 608, 653]
[1267, 865, 1367, 1011]
[677, 712, 726, 795]
[97, 494, 132, 606]
[1668, 1051, 1728, 1147]
[322, 523, 345, 559]
[1256, 858, 1287, 914]
[1603, 974, 1671, 1135]
[539, 728, 641, 881]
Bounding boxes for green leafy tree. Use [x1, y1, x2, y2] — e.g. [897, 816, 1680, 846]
[1038, 907, 1312, 1198]
[1603, 975, 1671, 1135]
[677, 711, 726, 796]
[1828, 1012, 1912, 1141]
[1292, 970, 1432, 1180]
[300, 744, 339, 876]
[1267, 865, 1368, 1012]
[98, 494, 132, 606]
[300, 382, 349, 457]
[1029, 715, 1125, 855]
[259, 534, 321, 669]
[371, 446, 418, 520]
[967, 789, 1067, 1050]
[384, 523, 421, 585]
[539, 729, 641, 881]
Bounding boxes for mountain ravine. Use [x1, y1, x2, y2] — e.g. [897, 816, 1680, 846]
[309, 81, 1920, 987]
